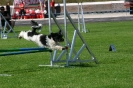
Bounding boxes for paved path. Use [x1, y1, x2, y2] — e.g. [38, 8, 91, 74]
[14, 12, 133, 26]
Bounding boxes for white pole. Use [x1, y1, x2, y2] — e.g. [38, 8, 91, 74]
[78, 2, 81, 32]
[0, 16, 2, 39]
[11, 0, 15, 16]
[63, 0, 69, 66]
[0, 16, 2, 30]
[63, 0, 67, 45]
[48, 0, 52, 33]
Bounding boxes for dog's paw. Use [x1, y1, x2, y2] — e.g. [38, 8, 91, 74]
[62, 46, 68, 50]
[62, 48, 65, 50]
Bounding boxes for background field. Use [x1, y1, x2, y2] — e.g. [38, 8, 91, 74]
[0, 20, 133, 88]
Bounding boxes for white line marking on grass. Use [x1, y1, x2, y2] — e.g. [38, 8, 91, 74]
[0, 74, 12, 76]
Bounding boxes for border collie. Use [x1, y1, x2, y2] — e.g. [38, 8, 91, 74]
[18, 29, 66, 51]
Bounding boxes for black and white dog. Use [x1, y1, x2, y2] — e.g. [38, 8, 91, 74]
[18, 21, 66, 50]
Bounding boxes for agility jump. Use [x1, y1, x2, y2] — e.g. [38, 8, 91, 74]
[38, 0, 98, 67]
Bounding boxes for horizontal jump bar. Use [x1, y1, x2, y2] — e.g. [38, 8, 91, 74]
[0, 47, 52, 52]
[0, 50, 52, 56]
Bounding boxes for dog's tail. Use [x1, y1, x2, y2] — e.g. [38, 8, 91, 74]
[31, 20, 38, 26]
[31, 20, 43, 32]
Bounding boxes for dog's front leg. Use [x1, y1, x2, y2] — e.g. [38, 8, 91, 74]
[50, 45, 64, 51]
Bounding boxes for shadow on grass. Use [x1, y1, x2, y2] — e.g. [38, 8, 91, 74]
[67, 63, 98, 68]
[0, 63, 98, 76]
[1, 67, 45, 75]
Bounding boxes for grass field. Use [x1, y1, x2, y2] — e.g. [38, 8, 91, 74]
[0, 20, 133, 88]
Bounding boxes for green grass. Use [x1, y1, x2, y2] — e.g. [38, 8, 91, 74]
[0, 20, 133, 88]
